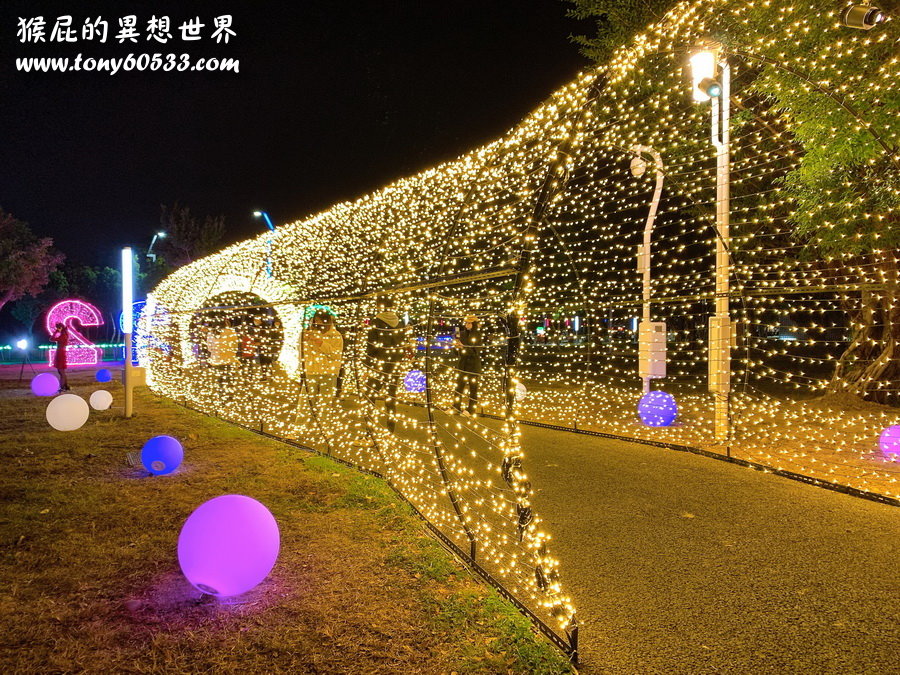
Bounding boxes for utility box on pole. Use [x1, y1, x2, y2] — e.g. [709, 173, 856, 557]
[707, 316, 736, 393]
[639, 320, 666, 381]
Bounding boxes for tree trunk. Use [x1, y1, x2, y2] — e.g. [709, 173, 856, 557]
[828, 251, 900, 404]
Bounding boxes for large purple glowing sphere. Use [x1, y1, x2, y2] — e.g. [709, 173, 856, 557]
[178, 495, 280, 597]
[638, 390, 678, 427]
[141, 435, 183, 476]
[404, 369, 426, 393]
[879, 425, 900, 458]
[31, 372, 59, 397]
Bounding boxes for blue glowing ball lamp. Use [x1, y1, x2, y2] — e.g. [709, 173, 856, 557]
[638, 390, 678, 427]
[879, 425, 900, 458]
[31, 372, 59, 397]
[141, 435, 184, 476]
[96, 368, 112, 383]
[404, 369, 427, 393]
[178, 495, 280, 597]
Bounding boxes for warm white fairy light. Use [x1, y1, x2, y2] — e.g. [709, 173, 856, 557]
[141, 0, 898, 647]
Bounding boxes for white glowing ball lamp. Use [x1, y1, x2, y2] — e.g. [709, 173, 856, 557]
[89, 390, 113, 411]
[46, 394, 90, 431]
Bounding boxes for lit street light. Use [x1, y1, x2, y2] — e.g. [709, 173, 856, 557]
[147, 231, 166, 262]
[253, 211, 276, 277]
[631, 144, 666, 395]
[690, 44, 732, 443]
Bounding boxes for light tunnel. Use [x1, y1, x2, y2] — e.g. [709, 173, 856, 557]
[141, 0, 899, 655]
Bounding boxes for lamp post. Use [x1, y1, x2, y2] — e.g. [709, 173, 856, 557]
[690, 45, 732, 443]
[253, 211, 276, 277]
[631, 145, 666, 394]
[122, 247, 134, 418]
[146, 231, 166, 262]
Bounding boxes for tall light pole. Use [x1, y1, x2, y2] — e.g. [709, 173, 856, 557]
[146, 231, 166, 262]
[631, 145, 666, 394]
[121, 247, 134, 418]
[690, 45, 732, 443]
[253, 211, 275, 277]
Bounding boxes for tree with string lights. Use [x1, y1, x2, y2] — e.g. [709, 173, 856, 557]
[565, 0, 899, 401]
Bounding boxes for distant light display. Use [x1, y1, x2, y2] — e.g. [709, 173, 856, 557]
[46, 299, 104, 366]
[178, 495, 280, 597]
[403, 369, 426, 393]
[119, 300, 146, 365]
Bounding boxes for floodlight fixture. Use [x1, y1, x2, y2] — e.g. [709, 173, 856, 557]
[841, 4, 888, 29]
[689, 48, 719, 102]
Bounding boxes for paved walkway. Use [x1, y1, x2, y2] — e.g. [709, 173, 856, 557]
[518, 424, 900, 673]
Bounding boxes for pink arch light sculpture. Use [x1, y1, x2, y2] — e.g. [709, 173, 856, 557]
[46, 299, 104, 366]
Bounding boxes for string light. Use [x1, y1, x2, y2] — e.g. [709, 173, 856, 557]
[141, 0, 898, 648]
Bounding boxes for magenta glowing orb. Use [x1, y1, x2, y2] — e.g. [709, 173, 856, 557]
[31, 372, 59, 396]
[141, 435, 183, 476]
[178, 495, 280, 597]
[879, 425, 900, 458]
[46, 299, 104, 367]
[403, 369, 426, 393]
[638, 390, 678, 427]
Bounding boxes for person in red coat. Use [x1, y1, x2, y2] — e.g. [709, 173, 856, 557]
[50, 322, 70, 392]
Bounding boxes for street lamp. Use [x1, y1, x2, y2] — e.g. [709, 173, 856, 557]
[253, 211, 276, 277]
[147, 231, 166, 262]
[631, 145, 666, 394]
[690, 44, 732, 444]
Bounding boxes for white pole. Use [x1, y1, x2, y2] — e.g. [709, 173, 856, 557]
[121, 247, 134, 419]
[632, 145, 665, 394]
[712, 62, 731, 442]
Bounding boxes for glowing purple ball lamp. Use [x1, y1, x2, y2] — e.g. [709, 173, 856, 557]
[141, 435, 183, 476]
[638, 390, 678, 427]
[404, 369, 426, 393]
[879, 425, 900, 458]
[31, 372, 59, 397]
[178, 495, 280, 597]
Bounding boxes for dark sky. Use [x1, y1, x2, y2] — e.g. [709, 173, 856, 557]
[1, 1, 591, 269]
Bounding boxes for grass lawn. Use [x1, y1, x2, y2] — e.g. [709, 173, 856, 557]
[0, 369, 572, 674]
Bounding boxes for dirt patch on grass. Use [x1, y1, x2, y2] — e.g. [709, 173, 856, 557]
[0, 371, 571, 674]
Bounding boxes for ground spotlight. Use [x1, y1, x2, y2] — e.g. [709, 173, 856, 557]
[841, 4, 888, 29]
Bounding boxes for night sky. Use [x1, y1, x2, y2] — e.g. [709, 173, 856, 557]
[1, 1, 591, 268]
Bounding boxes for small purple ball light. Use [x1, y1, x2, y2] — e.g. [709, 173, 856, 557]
[31, 372, 59, 397]
[879, 425, 900, 458]
[96, 368, 112, 383]
[638, 390, 678, 427]
[178, 495, 280, 597]
[141, 435, 183, 476]
[404, 369, 426, 393]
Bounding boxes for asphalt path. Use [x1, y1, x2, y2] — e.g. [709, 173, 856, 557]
[516, 423, 900, 674]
